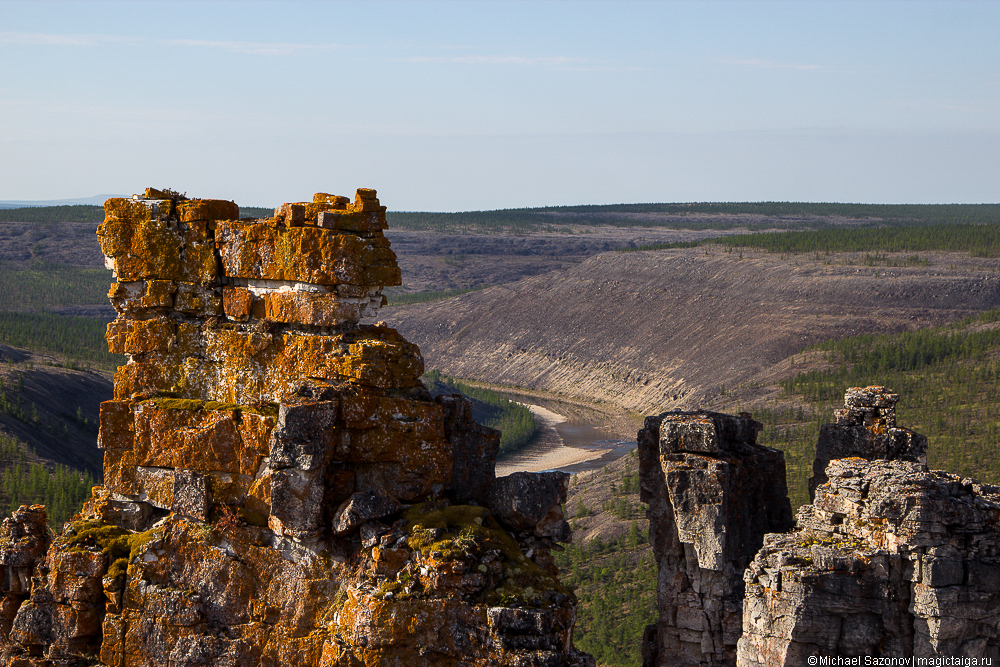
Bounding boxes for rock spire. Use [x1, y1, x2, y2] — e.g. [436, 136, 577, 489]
[0, 188, 592, 667]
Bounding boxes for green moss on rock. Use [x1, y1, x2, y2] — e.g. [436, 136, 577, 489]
[64, 519, 160, 579]
[144, 396, 279, 418]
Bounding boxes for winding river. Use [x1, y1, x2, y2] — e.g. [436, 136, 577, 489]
[493, 397, 639, 477]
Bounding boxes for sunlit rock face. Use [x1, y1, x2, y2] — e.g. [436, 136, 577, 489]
[738, 388, 1000, 665]
[640, 389, 1000, 667]
[638, 410, 795, 667]
[0, 188, 591, 667]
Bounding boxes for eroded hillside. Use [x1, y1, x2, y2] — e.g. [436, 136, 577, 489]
[384, 247, 1000, 415]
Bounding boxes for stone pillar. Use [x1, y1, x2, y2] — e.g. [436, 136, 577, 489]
[0, 187, 595, 667]
[638, 410, 794, 666]
[738, 388, 1000, 664]
[808, 385, 926, 499]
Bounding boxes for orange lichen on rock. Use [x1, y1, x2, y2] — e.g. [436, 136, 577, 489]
[0, 187, 591, 667]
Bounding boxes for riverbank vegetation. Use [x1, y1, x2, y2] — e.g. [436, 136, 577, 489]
[423, 370, 539, 455]
[555, 453, 655, 667]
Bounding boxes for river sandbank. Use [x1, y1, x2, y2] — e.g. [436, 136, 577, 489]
[494, 400, 636, 476]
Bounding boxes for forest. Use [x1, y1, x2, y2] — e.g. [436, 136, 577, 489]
[5, 202, 1000, 234]
[736, 307, 1000, 508]
[0, 433, 95, 526]
[631, 222, 1000, 257]
[0, 311, 123, 370]
[422, 370, 539, 455]
[0, 262, 110, 312]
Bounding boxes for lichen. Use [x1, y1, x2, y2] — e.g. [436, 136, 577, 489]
[403, 503, 573, 607]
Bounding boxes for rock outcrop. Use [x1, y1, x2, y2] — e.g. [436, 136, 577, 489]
[641, 388, 1000, 666]
[738, 388, 1000, 664]
[638, 410, 795, 666]
[0, 188, 590, 666]
[808, 386, 927, 499]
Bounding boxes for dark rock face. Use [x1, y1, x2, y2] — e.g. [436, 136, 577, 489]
[488, 471, 572, 542]
[0, 506, 51, 638]
[638, 410, 794, 666]
[737, 387, 1000, 664]
[331, 491, 401, 536]
[439, 393, 500, 506]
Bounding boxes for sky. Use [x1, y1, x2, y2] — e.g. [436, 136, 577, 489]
[1, 0, 997, 211]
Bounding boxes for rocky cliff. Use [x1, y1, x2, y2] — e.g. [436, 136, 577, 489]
[739, 388, 1000, 663]
[640, 388, 1000, 666]
[638, 410, 794, 665]
[0, 188, 593, 666]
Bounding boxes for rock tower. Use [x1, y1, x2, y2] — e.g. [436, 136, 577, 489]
[639, 388, 1000, 666]
[637, 410, 795, 666]
[0, 188, 593, 667]
[739, 388, 1000, 663]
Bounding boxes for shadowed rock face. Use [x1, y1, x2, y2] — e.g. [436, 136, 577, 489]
[0, 188, 591, 667]
[638, 410, 794, 666]
[737, 388, 1000, 664]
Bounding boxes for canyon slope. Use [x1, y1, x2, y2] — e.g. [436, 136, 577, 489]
[384, 247, 1000, 415]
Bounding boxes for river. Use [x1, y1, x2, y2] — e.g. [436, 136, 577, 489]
[493, 396, 639, 477]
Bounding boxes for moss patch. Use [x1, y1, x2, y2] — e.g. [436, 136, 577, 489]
[145, 396, 279, 418]
[403, 503, 573, 607]
[64, 520, 160, 579]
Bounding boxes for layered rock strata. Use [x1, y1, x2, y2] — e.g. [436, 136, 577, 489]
[738, 388, 1000, 663]
[0, 188, 591, 666]
[638, 410, 795, 666]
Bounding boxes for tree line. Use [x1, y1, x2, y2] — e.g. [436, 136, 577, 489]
[629, 223, 1000, 257]
[422, 370, 539, 455]
[735, 307, 1000, 508]
[0, 433, 96, 526]
[0, 311, 124, 370]
[0, 262, 111, 312]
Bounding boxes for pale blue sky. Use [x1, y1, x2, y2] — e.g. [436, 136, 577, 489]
[1, 1, 997, 210]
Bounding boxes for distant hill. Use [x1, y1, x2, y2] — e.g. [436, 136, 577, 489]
[0, 195, 125, 209]
[0, 343, 110, 479]
[387, 202, 1000, 233]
